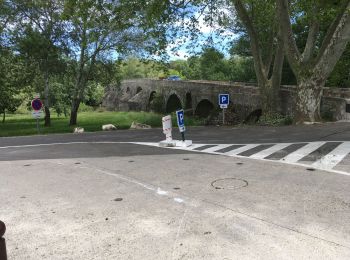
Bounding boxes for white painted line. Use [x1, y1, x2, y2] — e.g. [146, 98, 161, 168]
[224, 144, 260, 156]
[250, 143, 292, 159]
[174, 143, 207, 151]
[280, 142, 326, 163]
[0, 141, 126, 149]
[132, 142, 159, 147]
[312, 142, 350, 170]
[200, 144, 233, 153]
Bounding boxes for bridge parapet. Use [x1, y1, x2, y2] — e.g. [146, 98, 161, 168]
[102, 79, 350, 122]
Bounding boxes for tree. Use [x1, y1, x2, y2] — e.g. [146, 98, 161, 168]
[166, 0, 285, 112]
[199, 47, 230, 80]
[231, 0, 285, 114]
[11, 0, 67, 126]
[62, 0, 169, 125]
[277, 0, 350, 122]
[0, 48, 25, 123]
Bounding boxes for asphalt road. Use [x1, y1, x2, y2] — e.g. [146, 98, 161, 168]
[1, 123, 350, 259]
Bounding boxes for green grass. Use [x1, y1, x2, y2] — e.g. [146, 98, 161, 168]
[0, 111, 204, 137]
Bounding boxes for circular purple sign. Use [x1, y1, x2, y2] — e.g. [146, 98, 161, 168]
[31, 98, 43, 111]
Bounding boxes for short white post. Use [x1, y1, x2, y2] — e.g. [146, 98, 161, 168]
[159, 115, 176, 147]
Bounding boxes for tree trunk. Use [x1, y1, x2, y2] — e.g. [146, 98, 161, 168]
[2, 110, 5, 124]
[295, 78, 325, 123]
[44, 70, 51, 127]
[69, 98, 80, 126]
[260, 81, 277, 114]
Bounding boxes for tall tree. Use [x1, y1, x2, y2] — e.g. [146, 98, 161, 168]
[231, 0, 284, 114]
[277, 0, 350, 122]
[11, 0, 66, 126]
[62, 0, 169, 125]
[172, 0, 285, 113]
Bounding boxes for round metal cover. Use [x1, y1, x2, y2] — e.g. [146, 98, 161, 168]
[211, 178, 248, 190]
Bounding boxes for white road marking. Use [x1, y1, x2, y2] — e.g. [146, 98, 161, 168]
[250, 143, 292, 159]
[280, 142, 326, 163]
[200, 144, 234, 153]
[224, 144, 260, 156]
[0, 141, 126, 149]
[312, 142, 350, 170]
[131, 142, 350, 176]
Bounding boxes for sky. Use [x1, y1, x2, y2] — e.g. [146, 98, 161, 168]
[164, 5, 238, 61]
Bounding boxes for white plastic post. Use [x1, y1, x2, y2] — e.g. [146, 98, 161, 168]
[162, 115, 172, 142]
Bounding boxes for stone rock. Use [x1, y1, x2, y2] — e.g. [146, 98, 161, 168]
[130, 121, 151, 129]
[102, 124, 117, 131]
[73, 127, 84, 134]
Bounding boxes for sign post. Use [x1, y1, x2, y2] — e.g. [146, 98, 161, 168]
[31, 98, 43, 134]
[176, 109, 186, 141]
[175, 109, 192, 147]
[219, 94, 229, 125]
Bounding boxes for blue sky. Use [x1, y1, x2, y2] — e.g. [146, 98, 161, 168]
[165, 5, 238, 61]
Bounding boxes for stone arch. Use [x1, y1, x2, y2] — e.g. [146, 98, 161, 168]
[195, 99, 215, 118]
[136, 86, 142, 94]
[147, 91, 157, 110]
[244, 109, 262, 124]
[126, 87, 130, 93]
[166, 93, 182, 113]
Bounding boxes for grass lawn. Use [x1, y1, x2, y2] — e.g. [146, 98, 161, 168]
[0, 111, 204, 137]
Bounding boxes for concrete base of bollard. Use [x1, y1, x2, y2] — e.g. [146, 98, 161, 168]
[159, 140, 177, 147]
[176, 140, 192, 147]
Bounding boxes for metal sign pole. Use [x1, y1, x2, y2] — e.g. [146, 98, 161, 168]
[36, 118, 40, 134]
[181, 132, 185, 142]
[223, 108, 225, 125]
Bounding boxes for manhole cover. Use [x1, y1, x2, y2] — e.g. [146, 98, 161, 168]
[211, 178, 248, 190]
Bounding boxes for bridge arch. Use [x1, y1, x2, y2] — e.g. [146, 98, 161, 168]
[195, 99, 215, 118]
[147, 91, 157, 110]
[166, 93, 182, 113]
[136, 86, 142, 94]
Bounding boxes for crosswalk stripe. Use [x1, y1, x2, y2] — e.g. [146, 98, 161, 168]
[224, 144, 261, 156]
[200, 144, 234, 153]
[280, 142, 326, 163]
[312, 142, 350, 170]
[132, 141, 350, 175]
[250, 143, 292, 159]
[183, 144, 207, 150]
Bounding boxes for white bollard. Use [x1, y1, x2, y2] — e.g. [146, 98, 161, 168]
[159, 115, 177, 147]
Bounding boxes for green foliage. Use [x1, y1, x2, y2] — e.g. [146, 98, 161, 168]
[78, 103, 94, 113]
[258, 113, 293, 126]
[118, 57, 167, 79]
[0, 48, 28, 122]
[327, 44, 350, 88]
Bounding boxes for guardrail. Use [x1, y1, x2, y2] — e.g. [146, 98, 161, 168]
[0, 221, 7, 260]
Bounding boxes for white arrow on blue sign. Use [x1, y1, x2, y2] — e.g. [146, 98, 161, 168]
[176, 109, 186, 132]
[219, 94, 229, 108]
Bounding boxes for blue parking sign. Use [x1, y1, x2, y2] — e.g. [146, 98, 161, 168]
[176, 109, 185, 132]
[219, 94, 229, 108]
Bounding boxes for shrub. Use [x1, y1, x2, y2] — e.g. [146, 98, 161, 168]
[258, 112, 293, 126]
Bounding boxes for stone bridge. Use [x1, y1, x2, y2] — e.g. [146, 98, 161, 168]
[103, 79, 350, 121]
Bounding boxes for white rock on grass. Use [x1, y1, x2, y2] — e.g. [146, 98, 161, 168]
[130, 121, 151, 129]
[73, 127, 84, 134]
[102, 124, 117, 131]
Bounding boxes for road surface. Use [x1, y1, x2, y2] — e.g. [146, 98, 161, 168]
[1, 123, 350, 259]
